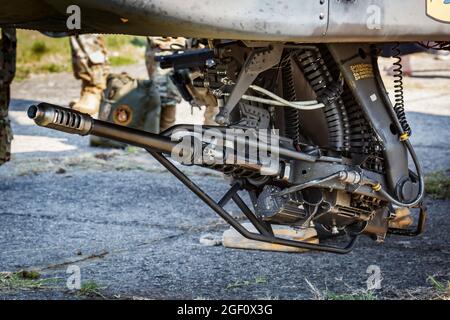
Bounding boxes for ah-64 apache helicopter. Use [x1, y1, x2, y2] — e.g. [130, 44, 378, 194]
[2, 0, 449, 253]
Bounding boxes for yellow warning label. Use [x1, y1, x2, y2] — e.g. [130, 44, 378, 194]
[426, 0, 450, 23]
[350, 63, 373, 81]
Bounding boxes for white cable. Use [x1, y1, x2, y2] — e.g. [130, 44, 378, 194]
[249, 84, 318, 105]
[247, 84, 325, 110]
[241, 95, 323, 110]
[241, 95, 287, 107]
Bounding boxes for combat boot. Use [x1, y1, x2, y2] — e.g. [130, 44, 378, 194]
[389, 207, 414, 229]
[70, 83, 103, 116]
[160, 104, 176, 131]
[203, 105, 219, 126]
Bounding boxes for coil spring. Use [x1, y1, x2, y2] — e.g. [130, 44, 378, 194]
[392, 43, 412, 137]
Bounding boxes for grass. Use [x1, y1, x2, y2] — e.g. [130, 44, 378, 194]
[0, 270, 60, 292]
[125, 146, 140, 154]
[109, 56, 137, 66]
[304, 278, 377, 300]
[305, 276, 450, 300]
[0, 270, 109, 299]
[0, 269, 112, 299]
[16, 30, 71, 80]
[424, 169, 450, 199]
[15, 30, 145, 81]
[30, 40, 50, 56]
[226, 276, 267, 290]
[76, 281, 107, 299]
[324, 291, 377, 300]
[427, 276, 450, 300]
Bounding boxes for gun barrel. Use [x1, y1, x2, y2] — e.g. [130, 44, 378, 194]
[27, 102, 325, 166]
[157, 48, 214, 70]
[28, 103, 176, 154]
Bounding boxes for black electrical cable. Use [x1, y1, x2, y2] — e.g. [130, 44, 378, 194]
[392, 43, 412, 137]
[273, 172, 342, 197]
[362, 141, 424, 207]
[371, 140, 424, 207]
[368, 46, 425, 208]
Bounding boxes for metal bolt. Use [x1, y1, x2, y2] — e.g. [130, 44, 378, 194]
[205, 59, 216, 68]
[220, 77, 234, 85]
[215, 113, 227, 125]
[331, 226, 339, 235]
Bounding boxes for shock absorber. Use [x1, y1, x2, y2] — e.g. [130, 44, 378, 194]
[392, 43, 412, 138]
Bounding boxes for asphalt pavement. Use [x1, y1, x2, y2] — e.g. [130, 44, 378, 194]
[0, 57, 449, 299]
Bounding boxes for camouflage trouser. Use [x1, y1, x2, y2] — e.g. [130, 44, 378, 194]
[70, 34, 109, 90]
[145, 37, 219, 124]
[0, 28, 16, 165]
[145, 37, 183, 108]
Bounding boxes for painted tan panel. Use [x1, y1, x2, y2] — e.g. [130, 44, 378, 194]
[427, 0, 450, 23]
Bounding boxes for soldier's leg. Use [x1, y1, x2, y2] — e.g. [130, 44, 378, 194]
[186, 85, 219, 126]
[145, 38, 184, 132]
[159, 76, 180, 131]
[70, 34, 109, 115]
[0, 28, 16, 165]
[203, 105, 220, 126]
[159, 105, 176, 132]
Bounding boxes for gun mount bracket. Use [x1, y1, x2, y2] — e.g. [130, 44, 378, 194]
[215, 44, 284, 125]
[148, 150, 359, 254]
[387, 204, 427, 237]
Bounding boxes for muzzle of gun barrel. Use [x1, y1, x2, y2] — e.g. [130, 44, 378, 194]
[27, 102, 93, 135]
[27, 103, 176, 154]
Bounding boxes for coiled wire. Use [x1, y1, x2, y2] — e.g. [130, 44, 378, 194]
[392, 43, 412, 137]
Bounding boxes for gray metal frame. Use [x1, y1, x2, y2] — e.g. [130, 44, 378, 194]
[1, 0, 450, 41]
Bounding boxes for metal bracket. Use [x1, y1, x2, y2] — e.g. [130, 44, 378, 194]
[327, 43, 410, 194]
[148, 150, 359, 254]
[215, 44, 283, 125]
[387, 204, 427, 237]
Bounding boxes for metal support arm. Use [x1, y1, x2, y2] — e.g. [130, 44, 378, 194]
[148, 150, 359, 254]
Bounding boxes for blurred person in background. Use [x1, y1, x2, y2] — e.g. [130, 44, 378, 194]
[71, 34, 220, 130]
[0, 28, 15, 166]
[382, 42, 450, 76]
[69, 34, 109, 115]
[145, 36, 220, 129]
[144, 36, 184, 131]
[382, 43, 425, 76]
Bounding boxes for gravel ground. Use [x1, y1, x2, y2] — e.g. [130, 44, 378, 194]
[0, 55, 449, 300]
